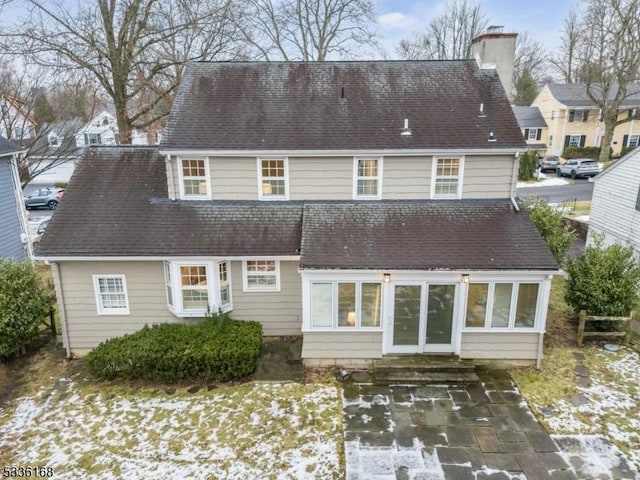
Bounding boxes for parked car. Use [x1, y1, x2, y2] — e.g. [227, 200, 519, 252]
[556, 159, 601, 179]
[24, 188, 64, 210]
[538, 155, 559, 173]
[31, 218, 50, 252]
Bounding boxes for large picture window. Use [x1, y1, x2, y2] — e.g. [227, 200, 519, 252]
[243, 260, 280, 291]
[258, 158, 288, 200]
[432, 157, 463, 199]
[311, 281, 382, 329]
[354, 157, 382, 199]
[465, 282, 540, 330]
[93, 274, 129, 315]
[180, 158, 209, 198]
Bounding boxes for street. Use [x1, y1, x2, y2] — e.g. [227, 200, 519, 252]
[516, 178, 594, 203]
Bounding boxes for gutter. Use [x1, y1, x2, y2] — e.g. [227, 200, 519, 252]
[50, 262, 72, 358]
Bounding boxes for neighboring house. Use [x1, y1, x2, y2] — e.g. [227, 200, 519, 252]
[0, 95, 36, 143]
[27, 118, 85, 185]
[75, 111, 119, 147]
[588, 148, 640, 257]
[0, 137, 29, 260]
[512, 106, 548, 152]
[532, 83, 640, 157]
[39, 60, 558, 365]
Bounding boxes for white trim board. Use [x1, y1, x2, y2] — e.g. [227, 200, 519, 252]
[160, 148, 526, 157]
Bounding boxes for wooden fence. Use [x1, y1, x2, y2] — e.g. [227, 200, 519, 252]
[577, 310, 635, 347]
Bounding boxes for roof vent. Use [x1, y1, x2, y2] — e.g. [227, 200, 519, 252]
[488, 131, 497, 142]
[478, 103, 486, 117]
[487, 25, 504, 33]
[401, 118, 412, 136]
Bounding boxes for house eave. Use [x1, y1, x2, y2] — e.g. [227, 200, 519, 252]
[35, 255, 302, 262]
[158, 147, 527, 157]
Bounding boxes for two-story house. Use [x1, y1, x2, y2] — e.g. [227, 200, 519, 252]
[512, 106, 548, 153]
[38, 61, 558, 366]
[589, 148, 640, 257]
[532, 83, 640, 157]
[0, 95, 36, 143]
[0, 137, 30, 259]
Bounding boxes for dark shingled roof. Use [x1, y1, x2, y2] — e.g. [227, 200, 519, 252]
[37, 147, 303, 257]
[0, 136, 21, 156]
[39, 147, 557, 272]
[161, 61, 526, 151]
[548, 83, 640, 108]
[28, 118, 84, 159]
[512, 106, 547, 128]
[300, 201, 557, 270]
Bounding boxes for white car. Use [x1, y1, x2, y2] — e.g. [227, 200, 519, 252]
[31, 218, 50, 252]
[556, 158, 601, 179]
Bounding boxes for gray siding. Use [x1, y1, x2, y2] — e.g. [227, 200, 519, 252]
[230, 260, 302, 335]
[0, 157, 26, 260]
[301, 332, 383, 358]
[590, 151, 640, 256]
[383, 156, 430, 199]
[460, 332, 540, 359]
[211, 157, 257, 200]
[462, 156, 514, 198]
[289, 157, 352, 200]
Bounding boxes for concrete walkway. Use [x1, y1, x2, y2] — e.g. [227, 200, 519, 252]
[343, 369, 637, 479]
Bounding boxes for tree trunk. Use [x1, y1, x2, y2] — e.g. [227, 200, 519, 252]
[113, 93, 132, 144]
[599, 114, 617, 163]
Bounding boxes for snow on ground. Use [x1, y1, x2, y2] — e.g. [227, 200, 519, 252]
[0, 382, 342, 479]
[532, 348, 640, 470]
[517, 172, 569, 188]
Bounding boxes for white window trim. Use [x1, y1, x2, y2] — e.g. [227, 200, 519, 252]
[257, 157, 289, 201]
[242, 259, 281, 292]
[92, 274, 130, 315]
[218, 261, 233, 309]
[570, 110, 586, 122]
[430, 155, 465, 200]
[353, 156, 383, 200]
[628, 134, 640, 148]
[527, 128, 539, 140]
[567, 134, 583, 148]
[308, 280, 384, 331]
[462, 281, 541, 332]
[165, 261, 232, 317]
[177, 156, 211, 200]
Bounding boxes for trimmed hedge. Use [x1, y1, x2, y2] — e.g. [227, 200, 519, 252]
[86, 314, 263, 382]
[562, 146, 601, 160]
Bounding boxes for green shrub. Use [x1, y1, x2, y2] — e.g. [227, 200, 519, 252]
[518, 151, 538, 181]
[53, 182, 68, 188]
[618, 146, 634, 158]
[562, 146, 601, 160]
[86, 314, 263, 383]
[565, 236, 640, 316]
[0, 260, 54, 360]
[526, 199, 577, 264]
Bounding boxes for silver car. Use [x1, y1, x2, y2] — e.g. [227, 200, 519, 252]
[556, 159, 601, 179]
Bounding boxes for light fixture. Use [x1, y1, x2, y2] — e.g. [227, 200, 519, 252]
[347, 312, 357, 326]
[262, 182, 272, 195]
[462, 274, 470, 283]
[383, 273, 391, 283]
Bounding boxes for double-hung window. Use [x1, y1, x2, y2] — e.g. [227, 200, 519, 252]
[84, 133, 102, 145]
[258, 158, 288, 200]
[628, 134, 640, 149]
[243, 260, 280, 291]
[310, 281, 382, 329]
[527, 128, 539, 140]
[432, 157, 463, 199]
[164, 261, 232, 316]
[354, 157, 382, 199]
[464, 282, 540, 330]
[93, 274, 130, 315]
[180, 158, 210, 198]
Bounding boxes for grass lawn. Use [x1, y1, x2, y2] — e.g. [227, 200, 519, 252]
[511, 277, 640, 470]
[0, 347, 343, 479]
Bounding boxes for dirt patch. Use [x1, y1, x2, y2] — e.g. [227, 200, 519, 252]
[544, 277, 579, 348]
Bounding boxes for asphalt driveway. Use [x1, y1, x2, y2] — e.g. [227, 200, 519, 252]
[343, 369, 637, 479]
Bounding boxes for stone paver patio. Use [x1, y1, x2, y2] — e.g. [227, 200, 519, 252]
[343, 369, 637, 480]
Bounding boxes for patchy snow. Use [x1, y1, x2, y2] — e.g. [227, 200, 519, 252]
[0, 383, 342, 479]
[517, 173, 570, 188]
[572, 214, 590, 222]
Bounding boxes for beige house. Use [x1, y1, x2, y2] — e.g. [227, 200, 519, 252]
[532, 83, 640, 157]
[38, 61, 558, 367]
[512, 106, 548, 152]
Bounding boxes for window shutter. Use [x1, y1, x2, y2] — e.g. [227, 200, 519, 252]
[623, 135, 629, 147]
[564, 135, 571, 147]
[524, 128, 529, 139]
[583, 110, 589, 122]
[569, 110, 575, 122]
[536, 129, 542, 140]
[579, 135, 586, 147]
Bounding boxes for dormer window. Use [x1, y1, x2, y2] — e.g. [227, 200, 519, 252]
[179, 158, 210, 199]
[84, 133, 102, 145]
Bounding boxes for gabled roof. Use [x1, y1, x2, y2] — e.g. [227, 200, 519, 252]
[594, 146, 640, 180]
[39, 146, 557, 272]
[28, 118, 84, 158]
[300, 201, 557, 270]
[161, 61, 526, 152]
[0, 136, 22, 156]
[511, 106, 547, 128]
[547, 83, 640, 108]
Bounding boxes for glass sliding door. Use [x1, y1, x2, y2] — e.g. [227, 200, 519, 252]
[392, 285, 422, 349]
[425, 284, 455, 348]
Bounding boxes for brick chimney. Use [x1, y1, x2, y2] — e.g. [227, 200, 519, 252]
[471, 26, 517, 101]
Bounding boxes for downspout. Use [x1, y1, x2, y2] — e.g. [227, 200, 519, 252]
[510, 152, 519, 210]
[10, 152, 32, 260]
[165, 154, 175, 200]
[51, 262, 72, 358]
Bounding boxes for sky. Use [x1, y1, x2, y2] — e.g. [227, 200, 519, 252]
[376, 0, 574, 57]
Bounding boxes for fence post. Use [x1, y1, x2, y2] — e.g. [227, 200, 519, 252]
[49, 308, 56, 338]
[577, 310, 586, 346]
[625, 311, 635, 345]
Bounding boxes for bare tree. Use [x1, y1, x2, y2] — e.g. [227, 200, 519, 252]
[1, 0, 243, 143]
[511, 32, 549, 104]
[237, 0, 379, 61]
[396, 0, 487, 60]
[567, 0, 640, 162]
[551, 10, 585, 83]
